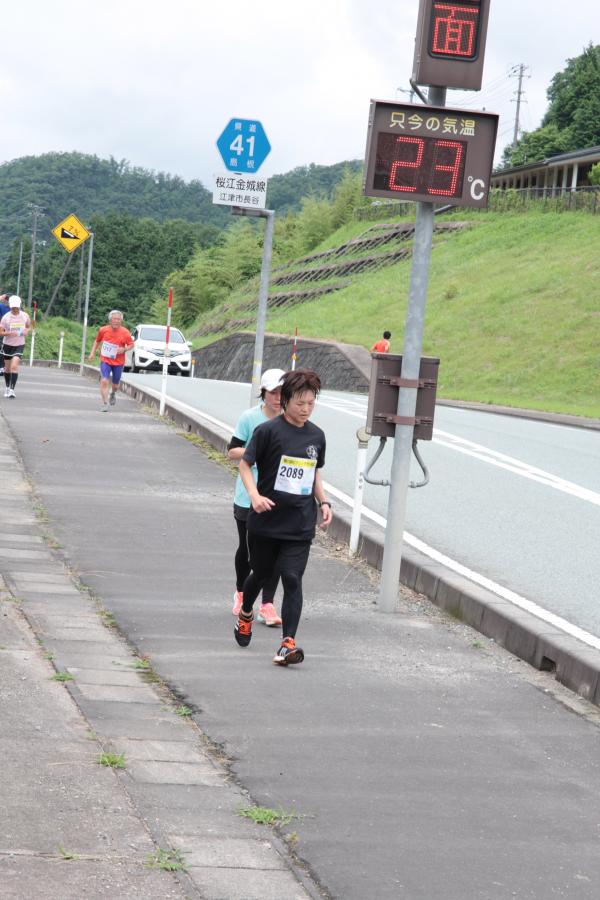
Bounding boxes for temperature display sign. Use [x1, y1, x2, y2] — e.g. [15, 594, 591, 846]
[412, 0, 490, 90]
[363, 100, 498, 209]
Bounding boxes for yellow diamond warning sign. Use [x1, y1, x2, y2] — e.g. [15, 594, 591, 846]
[51, 214, 90, 253]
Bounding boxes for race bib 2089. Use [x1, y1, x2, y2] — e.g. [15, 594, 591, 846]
[274, 455, 316, 496]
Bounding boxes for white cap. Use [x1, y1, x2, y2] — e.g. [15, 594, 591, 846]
[8, 295, 22, 308]
[260, 368, 286, 391]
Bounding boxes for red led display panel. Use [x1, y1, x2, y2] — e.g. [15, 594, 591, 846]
[429, 1, 480, 59]
[363, 100, 499, 208]
[374, 134, 467, 199]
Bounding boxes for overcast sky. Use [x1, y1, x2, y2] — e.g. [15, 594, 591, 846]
[1, 1, 595, 187]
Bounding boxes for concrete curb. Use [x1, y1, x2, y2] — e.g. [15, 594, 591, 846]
[34, 364, 600, 708]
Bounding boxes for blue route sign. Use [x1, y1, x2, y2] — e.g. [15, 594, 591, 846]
[216, 118, 271, 174]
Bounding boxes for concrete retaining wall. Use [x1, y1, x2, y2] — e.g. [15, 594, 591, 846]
[192, 332, 372, 393]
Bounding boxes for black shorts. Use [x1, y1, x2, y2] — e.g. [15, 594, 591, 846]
[2, 344, 24, 360]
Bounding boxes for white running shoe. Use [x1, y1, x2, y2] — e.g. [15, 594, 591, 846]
[8, 389, 15, 398]
[3, 387, 9, 398]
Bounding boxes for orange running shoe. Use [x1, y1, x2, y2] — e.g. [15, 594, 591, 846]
[273, 637, 304, 666]
[234, 611, 253, 647]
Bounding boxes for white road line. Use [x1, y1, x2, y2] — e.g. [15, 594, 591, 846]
[434, 429, 600, 507]
[129, 380, 600, 652]
[323, 482, 600, 652]
[318, 396, 600, 508]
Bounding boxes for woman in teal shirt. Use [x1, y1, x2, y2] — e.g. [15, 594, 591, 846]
[227, 369, 285, 626]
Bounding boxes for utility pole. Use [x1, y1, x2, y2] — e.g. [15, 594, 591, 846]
[26, 204, 44, 307]
[510, 64, 529, 148]
[16, 241, 24, 296]
[396, 86, 415, 103]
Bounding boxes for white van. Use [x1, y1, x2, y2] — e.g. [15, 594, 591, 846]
[125, 324, 192, 376]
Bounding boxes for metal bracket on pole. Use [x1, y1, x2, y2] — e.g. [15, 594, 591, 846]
[384, 415, 432, 428]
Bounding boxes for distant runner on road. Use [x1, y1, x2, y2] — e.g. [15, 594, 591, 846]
[227, 368, 285, 627]
[0, 294, 10, 376]
[0, 296, 30, 399]
[371, 330, 391, 353]
[88, 310, 134, 412]
[234, 369, 332, 666]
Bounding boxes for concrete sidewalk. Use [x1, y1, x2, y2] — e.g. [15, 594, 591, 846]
[2, 366, 600, 900]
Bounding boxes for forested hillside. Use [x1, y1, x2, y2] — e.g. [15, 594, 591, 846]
[0, 152, 228, 264]
[0, 152, 363, 326]
[267, 160, 362, 214]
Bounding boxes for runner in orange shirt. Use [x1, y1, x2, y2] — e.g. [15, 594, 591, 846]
[88, 310, 134, 411]
[371, 330, 391, 353]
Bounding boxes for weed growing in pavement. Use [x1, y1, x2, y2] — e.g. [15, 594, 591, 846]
[175, 705, 192, 717]
[132, 654, 161, 683]
[145, 848, 188, 872]
[472, 640, 485, 649]
[51, 672, 74, 682]
[99, 609, 117, 628]
[43, 652, 55, 661]
[58, 846, 80, 861]
[33, 502, 50, 524]
[237, 805, 298, 827]
[97, 752, 126, 769]
[132, 656, 151, 669]
[182, 433, 237, 476]
[40, 531, 62, 549]
[86, 730, 98, 741]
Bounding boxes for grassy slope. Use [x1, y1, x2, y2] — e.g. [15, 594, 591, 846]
[257, 210, 600, 417]
[33, 210, 600, 418]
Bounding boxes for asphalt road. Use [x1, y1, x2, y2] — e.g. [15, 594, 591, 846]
[124, 373, 600, 643]
[4, 366, 600, 900]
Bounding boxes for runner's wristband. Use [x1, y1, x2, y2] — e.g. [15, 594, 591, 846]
[319, 501, 332, 508]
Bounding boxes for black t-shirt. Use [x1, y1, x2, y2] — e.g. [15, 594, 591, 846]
[243, 415, 326, 541]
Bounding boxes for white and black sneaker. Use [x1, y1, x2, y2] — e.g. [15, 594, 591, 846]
[109, 392, 116, 406]
[3, 387, 9, 398]
[101, 403, 108, 412]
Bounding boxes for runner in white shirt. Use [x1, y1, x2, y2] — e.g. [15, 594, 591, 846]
[0, 297, 30, 399]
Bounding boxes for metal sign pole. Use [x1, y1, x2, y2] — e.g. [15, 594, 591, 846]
[378, 85, 446, 613]
[249, 209, 275, 406]
[159, 286, 173, 416]
[79, 231, 94, 375]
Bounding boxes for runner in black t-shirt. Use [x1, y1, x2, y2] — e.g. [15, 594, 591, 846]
[235, 369, 332, 665]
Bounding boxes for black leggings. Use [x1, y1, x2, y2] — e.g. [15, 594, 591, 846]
[234, 516, 279, 602]
[242, 535, 311, 639]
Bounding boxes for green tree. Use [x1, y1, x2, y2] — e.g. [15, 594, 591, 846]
[588, 162, 600, 185]
[501, 44, 600, 169]
[500, 123, 569, 169]
[295, 196, 333, 253]
[330, 169, 365, 230]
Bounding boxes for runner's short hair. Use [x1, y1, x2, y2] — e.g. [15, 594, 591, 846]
[383, 330, 391, 339]
[280, 369, 321, 409]
[108, 309, 123, 321]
